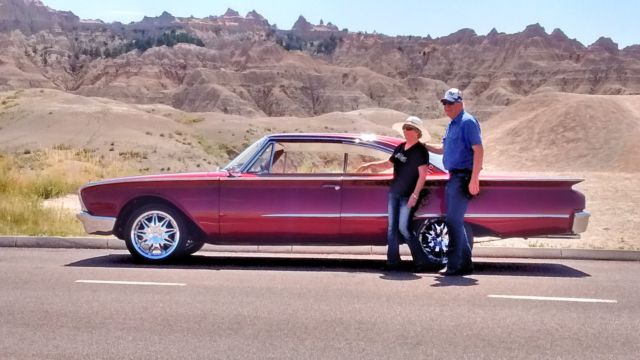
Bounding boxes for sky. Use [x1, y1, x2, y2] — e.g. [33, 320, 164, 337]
[43, 0, 640, 48]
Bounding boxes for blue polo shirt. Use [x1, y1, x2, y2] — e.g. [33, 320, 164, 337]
[442, 110, 482, 171]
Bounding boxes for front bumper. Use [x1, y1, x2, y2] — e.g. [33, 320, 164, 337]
[76, 212, 116, 235]
[572, 211, 591, 234]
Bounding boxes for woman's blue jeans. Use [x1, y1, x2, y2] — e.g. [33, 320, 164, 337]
[387, 192, 429, 266]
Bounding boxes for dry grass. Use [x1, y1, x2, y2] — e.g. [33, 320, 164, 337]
[0, 149, 137, 235]
[0, 193, 84, 236]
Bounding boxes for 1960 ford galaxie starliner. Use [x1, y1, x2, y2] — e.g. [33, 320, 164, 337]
[77, 133, 590, 263]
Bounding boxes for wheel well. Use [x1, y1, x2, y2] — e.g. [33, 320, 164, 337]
[113, 196, 205, 241]
[465, 222, 495, 238]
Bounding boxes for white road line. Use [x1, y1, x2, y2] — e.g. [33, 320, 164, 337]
[75, 280, 186, 287]
[488, 295, 617, 303]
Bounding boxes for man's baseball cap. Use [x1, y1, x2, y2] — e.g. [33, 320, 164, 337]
[441, 88, 463, 104]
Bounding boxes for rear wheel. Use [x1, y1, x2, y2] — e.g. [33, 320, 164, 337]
[124, 204, 189, 262]
[416, 218, 474, 266]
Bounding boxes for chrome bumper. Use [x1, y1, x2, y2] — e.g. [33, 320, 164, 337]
[572, 211, 591, 234]
[76, 212, 116, 235]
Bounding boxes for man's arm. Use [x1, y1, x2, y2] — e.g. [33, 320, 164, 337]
[424, 143, 443, 155]
[469, 144, 484, 195]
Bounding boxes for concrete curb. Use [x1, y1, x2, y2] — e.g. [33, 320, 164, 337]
[1, 236, 639, 261]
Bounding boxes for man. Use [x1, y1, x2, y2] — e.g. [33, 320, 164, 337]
[424, 88, 483, 276]
[357, 116, 434, 272]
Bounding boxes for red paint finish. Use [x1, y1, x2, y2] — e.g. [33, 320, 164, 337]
[219, 176, 342, 244]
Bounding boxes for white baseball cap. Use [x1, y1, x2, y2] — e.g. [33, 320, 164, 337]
[441, 88, 463, 104]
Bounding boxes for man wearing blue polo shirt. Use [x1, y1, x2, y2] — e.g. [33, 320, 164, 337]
[425, 88, 483, 276]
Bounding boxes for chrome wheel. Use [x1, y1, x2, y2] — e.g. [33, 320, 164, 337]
[129, 209, 181, 260]
[418, 218, 449, 265]
[417, 219, 475, 266]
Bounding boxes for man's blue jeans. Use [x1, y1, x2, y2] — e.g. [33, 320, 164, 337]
[445, 173, 473, 271]
[387, 192, 429, 266]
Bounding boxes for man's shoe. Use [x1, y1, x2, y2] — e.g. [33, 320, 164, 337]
[440, 264, 474, 276]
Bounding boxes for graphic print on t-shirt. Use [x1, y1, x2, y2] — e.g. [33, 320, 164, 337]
[394, 152, 408, 163]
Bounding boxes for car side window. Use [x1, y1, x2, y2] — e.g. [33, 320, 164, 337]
[344, 146, 390, 174]
[243, 138, 443, 175]
[252, 141, 390, 175]
[271, 142, 343, 174]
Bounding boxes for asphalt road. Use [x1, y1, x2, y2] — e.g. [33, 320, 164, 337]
[1, 248, 638, 360]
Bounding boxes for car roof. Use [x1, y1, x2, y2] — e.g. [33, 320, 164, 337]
[264, 133, 403, 150]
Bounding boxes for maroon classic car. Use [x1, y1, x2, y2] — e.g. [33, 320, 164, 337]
[77, 133, 590, 263]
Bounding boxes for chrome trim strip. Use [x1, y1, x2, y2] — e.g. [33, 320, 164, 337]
[262, 214, 387, 218]
[341, 213, 387, 217]
[81, 175, 217, 189]
[417, 213, 570, 219]
[76, 212, 116, 235]
[262, 214, 341, 218]
[572, 211, 591, 234]
[342, 176, 393, 180]
[263, 213, 570, 219]
[466, 213, 570, 219]
[223, 176, 344, 181]
[475, 177, 584, 183]
[416, 213, 443, 218]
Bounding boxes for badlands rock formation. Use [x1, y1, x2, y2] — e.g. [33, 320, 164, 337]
[1, 0, 638, 119]
[1, 0, 639, 173]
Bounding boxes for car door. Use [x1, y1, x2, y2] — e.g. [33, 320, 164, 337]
[219, 140, 343, 244]
[339, 144, 393, 245]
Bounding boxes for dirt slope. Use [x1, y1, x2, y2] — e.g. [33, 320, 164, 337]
[483, 91, 640, 172]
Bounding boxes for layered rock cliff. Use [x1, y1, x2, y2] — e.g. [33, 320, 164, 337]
[1, 0, 638, 118]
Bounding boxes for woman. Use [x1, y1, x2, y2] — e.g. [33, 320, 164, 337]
[357, 116, 433, 271]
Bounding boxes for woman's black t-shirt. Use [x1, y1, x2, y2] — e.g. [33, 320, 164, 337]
[389, 142, 429, 197]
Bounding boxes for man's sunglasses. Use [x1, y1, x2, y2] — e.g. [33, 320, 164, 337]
[441, 100, 457, 106]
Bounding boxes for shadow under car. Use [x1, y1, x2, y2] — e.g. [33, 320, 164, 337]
[65, 253, 591, 278]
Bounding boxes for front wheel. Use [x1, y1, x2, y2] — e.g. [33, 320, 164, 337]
[124, 204, 189, 262]
[416, 218, 474, 266]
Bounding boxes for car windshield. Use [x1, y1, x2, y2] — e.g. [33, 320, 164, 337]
[223, 137, 267, 171]
[429, 152, 445, 172]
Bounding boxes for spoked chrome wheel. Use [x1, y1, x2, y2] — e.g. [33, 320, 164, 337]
[125, 204, 188, 262]
[417, 218, 449, 265]
[417, 218, 475, 266]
